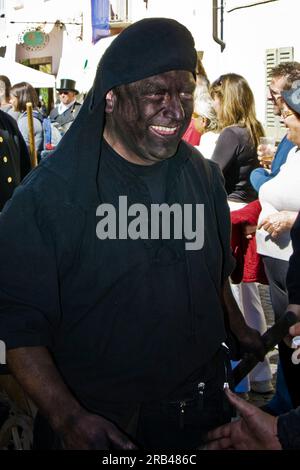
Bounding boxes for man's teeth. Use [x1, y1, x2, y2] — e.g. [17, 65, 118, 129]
[151, 125, 178, 134]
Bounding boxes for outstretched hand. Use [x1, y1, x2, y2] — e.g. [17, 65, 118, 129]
[205, 388, 281, 450]
[59, 410, 138, 450]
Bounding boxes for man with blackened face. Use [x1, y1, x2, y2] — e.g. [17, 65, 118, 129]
[104, 70, 195, 164]
[0, 18, 265, 451]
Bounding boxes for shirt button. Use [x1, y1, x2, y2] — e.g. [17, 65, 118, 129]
[3, 156, 8, 163]
[7, 177, 13, 183]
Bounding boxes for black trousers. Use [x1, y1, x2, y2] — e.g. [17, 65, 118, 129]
[263, 255, 300, 408]
[33, 346, 234, 450]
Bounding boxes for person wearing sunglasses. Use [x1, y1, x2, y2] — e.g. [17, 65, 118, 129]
[49, 79, 81, 136]
[250, 62, 300, 193]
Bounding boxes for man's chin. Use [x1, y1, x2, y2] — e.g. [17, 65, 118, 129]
[150, 143, 181, 161]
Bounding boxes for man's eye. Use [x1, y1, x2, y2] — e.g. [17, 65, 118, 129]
[148, 90, 164, 96]
[180, 92, 194, 99]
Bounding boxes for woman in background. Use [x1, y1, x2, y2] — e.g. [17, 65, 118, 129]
[193, 92, 219, 159]
[210, 73, 273, 395]
[182, 58, 209, 146]
[256, 82, 300, 408]
[210, 73, 263, 203]
[10, 82, 44, 158]
[0, 75, 12, 113]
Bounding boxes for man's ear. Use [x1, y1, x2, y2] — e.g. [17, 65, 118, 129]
[105, 90, 115, 113]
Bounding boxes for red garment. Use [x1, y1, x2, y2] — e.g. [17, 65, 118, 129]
[182, 119, 201, 146]
[230, 199, 268, 284]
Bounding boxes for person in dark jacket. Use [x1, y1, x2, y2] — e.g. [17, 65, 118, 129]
[0, 109, 30, 210]
[0, 18, 264, 450]
[49, 79, 81, 135]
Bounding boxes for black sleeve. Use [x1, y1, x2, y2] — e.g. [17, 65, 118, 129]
[211, 127, 239, 172]
[16, 130, 31, 178]
[287, 212, 300, 304]
[0, 110, 31, 178]
[0, 186, 61, 349]
[278, 407, 300, 449]
[209, 160, 235, 281]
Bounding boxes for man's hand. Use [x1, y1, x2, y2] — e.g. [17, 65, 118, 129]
[290, 321, 300, 337]
[283, 305, 300, 347]
[237, 325, 265, 361]
[58, 410, 137, 450]
[242, 224, 257, 240]
[258, 211, 298, 239]
[205, 388, 281, 450]
[6, 347, 137, 450]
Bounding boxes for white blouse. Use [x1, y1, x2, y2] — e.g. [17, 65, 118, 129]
[257, 146, 300, 261]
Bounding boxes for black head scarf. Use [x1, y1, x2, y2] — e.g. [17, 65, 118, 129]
[42, 18, 197, 206]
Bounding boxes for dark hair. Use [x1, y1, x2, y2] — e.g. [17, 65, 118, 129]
[0, 75, 12, 101]
[10, 82, 39, 112]
[270, 61, 300, 89]
[282, 71, 300, 91]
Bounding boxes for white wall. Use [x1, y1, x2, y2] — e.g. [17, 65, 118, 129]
[145, 0, 299, 127]
[15, 25, 63, 75]
[6, 0, 299, 115]
[218, 0, 300, 125]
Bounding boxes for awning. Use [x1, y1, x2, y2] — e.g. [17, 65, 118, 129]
[0, 57, 55, 88]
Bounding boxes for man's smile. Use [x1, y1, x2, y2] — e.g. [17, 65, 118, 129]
[149, 124, 181, 137]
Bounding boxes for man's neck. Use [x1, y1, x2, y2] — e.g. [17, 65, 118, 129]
[103, 127, 156, 166]
[58, 99, 76, 115]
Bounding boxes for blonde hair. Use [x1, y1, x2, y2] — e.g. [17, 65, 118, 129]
[210, 73, 264, 148]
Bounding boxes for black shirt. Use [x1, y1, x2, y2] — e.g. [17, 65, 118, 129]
[114, 149, 169, 204]
[0, 142, 234, 410]
[211, 126, 259, 202]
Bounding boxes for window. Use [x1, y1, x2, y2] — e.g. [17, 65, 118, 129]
[265, 47, 294, 140]
[109, 0, 130, 23]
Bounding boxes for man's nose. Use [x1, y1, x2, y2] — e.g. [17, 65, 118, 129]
[164, 93, 185, 120]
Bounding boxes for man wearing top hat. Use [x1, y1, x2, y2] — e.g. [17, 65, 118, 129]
[49, 79, 81, 135]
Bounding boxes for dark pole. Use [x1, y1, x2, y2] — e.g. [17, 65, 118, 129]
[212, 0, 226, 52]
[220, 0, 224, 41]
[233, 311, 298, 387]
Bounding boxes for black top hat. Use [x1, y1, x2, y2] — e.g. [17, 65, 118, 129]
[56, 79, 79, 94]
